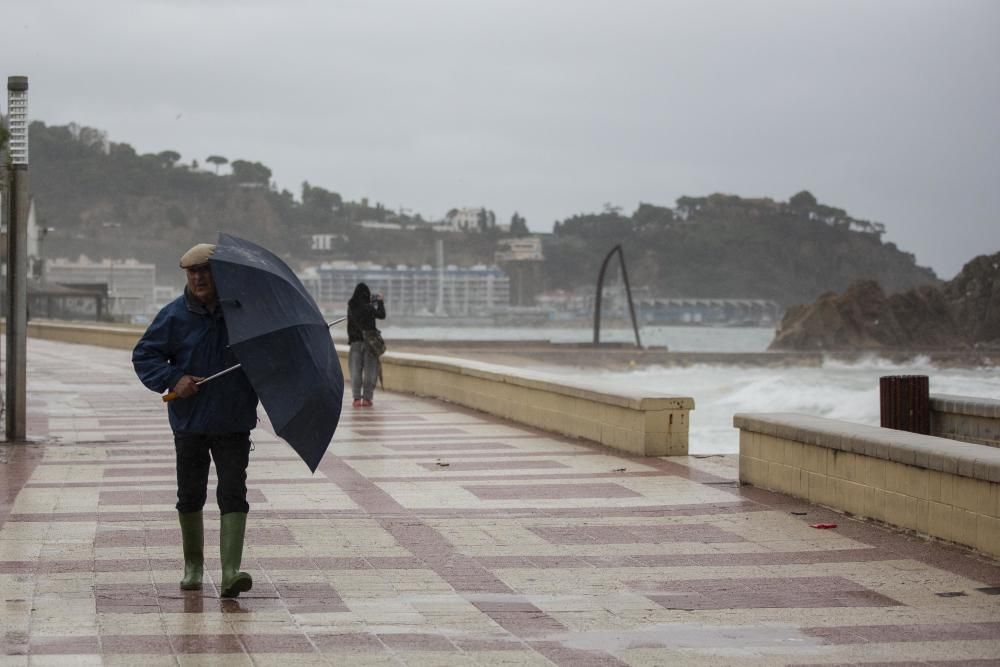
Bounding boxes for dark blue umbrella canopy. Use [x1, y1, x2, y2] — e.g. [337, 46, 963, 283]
[210, 233, 343, 472]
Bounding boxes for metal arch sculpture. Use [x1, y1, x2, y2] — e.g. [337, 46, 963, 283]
[593, 244, 642, 348]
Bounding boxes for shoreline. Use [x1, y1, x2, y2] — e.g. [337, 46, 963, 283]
[356, 338, 1000, 370]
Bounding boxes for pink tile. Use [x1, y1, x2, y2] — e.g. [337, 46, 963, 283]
[531, 523, 744, 544]
[239, 633, 317, 653]
[28, 636, 100, 655]
[385, 442, 516, 451]
[100, 635, 172, 654]
[529, 641, 629, 666]
[465, 483, 641, 500]
[802, 622, 1000, 644]
[417, 460, 569, 472]
[377, 633, 457, 652]
[169, 634, 245, 654]
[645, 576, 900, 610]
[96, 525, 294, 547]
[311, 633, 386, 653]
[99, 489, 267, 506]
[354, 427, 466, 437]
[104, 466, 176, 477]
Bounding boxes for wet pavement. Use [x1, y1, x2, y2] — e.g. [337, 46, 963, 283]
[1, 338, 999, 665]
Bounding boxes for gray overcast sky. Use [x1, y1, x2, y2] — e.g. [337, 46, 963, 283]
[3, 0, 998, 278]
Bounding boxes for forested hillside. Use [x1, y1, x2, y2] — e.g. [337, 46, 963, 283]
[29, 121, 938, 304]
[544, 195, 938, 306]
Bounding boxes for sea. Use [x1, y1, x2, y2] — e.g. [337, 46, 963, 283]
[380, 324, 1000, 455]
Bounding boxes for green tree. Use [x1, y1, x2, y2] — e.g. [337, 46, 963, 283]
[157, 150, 181, 168]
[302, 181, 343, 210]
[790, 190, 818, 210]
[230, 159, 271, 185]
[206, 155, 228, 174]
[509, 212, 529, 235]
[632, 203, 674, 230]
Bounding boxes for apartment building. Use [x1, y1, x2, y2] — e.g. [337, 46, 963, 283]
[304, 262, 510, 317]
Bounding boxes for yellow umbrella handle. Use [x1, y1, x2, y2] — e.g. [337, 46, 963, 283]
[162, 391, 178, 402]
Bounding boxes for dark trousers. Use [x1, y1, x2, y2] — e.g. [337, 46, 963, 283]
[174, 432, 251, 514]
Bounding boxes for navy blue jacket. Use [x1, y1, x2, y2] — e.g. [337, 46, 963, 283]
[133, 289, 258, 435]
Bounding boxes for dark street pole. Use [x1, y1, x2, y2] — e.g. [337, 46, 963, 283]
[6, 76, 29, 441]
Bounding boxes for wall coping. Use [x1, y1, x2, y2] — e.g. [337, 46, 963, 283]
[733, 412, 1000, 484]
[930, 393, 1000, 419]
[18, 321, 696, 451]
[27, 320, 143, 334]
[367, 351, 695, 412]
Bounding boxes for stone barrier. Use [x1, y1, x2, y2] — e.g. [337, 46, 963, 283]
[25, 320, 142, 349]
[11, 320, 693, 456]
[930, 394, 1000, 448]
[735, 412, 1000, 558]
[339, 350, 693, 456]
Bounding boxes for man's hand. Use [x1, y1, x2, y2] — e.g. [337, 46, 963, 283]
[172, 375, 204, 399]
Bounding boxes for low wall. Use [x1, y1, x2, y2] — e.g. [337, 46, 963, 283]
[931, 394, 1000, 448]
[15, 320, 693, 456]
[24, 320, 143, 349]
[340, 350, 693, 456]
[735, 412, 1000, 558]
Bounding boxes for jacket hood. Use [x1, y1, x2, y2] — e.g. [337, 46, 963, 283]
[349, 282, 371, 307]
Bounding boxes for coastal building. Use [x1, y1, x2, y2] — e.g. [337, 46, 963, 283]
[495, 237, 545, 306]
[436, 207, 507, 233]
[637, 297, 782, 326]
[537, 288, 782, 326]
[302, 261, 510, 318]
[44, 256, 156, 322]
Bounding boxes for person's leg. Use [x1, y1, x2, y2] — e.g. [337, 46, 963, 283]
[210, 433, 252, 598]
[362, 347, 378, 403]
[211, 434, 250, 515]
[349, 342, 364, 404]
[174, 434, 211, 590]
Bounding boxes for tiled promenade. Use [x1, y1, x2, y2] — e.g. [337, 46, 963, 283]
[2, 338, 999, 666]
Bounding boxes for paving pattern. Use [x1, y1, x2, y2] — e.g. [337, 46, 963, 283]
[1, 338, 999, 665]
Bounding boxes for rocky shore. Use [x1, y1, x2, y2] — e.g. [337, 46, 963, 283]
[769, 251, 999, 354]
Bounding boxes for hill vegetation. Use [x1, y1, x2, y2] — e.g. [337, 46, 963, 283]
[29, 121, 937, 304]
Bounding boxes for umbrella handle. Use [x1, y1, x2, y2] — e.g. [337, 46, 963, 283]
[162, 391, 178, 402]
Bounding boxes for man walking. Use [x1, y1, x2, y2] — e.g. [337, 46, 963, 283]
[132, 243, 259, 598]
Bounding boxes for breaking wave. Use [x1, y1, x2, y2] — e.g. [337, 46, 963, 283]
[567, 357, 1000, 455]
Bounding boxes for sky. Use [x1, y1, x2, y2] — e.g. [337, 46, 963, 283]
[2, 0, 998, 279]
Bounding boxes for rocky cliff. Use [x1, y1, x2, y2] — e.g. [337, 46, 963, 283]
[769, 251, 1000, 350]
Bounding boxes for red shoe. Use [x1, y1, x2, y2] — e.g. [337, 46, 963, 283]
[361, 399, 373, 407]
[352, 399, 362, 408]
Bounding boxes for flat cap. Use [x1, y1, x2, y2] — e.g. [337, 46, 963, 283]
[179, 243, 216, 269]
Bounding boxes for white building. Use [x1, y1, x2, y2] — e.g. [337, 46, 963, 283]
[495, 236, 544, 262]
[45, 256, 156, 322]
[438, 207, 496, 233]
[304, 261, 510, 317]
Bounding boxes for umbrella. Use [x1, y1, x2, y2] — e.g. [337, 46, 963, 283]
[208, 233, 344, 472]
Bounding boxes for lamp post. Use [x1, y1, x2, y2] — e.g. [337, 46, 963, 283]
[6, 76, 29, 440]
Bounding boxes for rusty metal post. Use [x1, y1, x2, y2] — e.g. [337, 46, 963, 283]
[879, 375, 930, 434]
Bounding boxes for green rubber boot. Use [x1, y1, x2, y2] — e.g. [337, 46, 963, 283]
[219, 512, 252, 598]
[178, 511, 204, 591]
